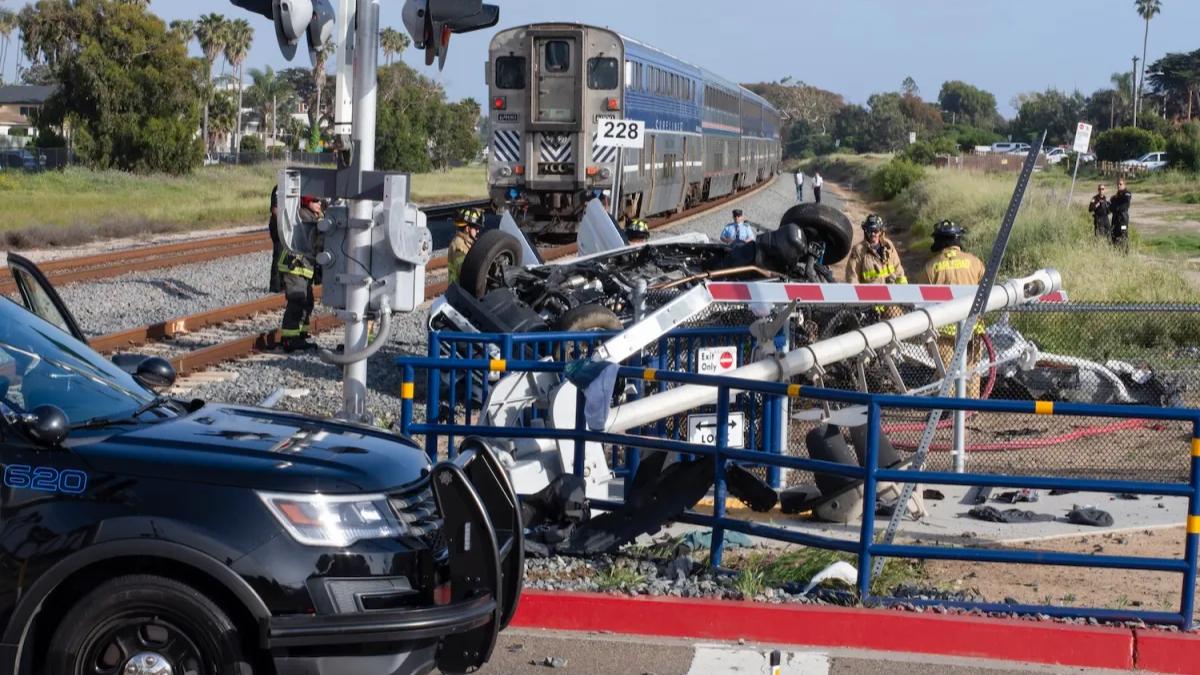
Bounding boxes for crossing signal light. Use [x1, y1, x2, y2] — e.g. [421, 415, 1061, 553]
[402, 0, 500, 71]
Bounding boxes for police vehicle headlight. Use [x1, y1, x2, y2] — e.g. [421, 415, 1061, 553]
[257, 491, 403, 547]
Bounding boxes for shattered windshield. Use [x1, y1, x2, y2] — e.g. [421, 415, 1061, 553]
[0, 297, 153, 424]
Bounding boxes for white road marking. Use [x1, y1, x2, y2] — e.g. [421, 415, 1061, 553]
[687, 645, 831, 674]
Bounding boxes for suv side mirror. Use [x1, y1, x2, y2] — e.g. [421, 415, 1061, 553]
[112, 354, 177, 390]
[20, 404, 69, 447]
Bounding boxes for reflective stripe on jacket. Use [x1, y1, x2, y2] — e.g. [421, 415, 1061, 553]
[845, 238, 907, 285]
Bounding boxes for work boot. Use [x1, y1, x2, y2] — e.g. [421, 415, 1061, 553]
[282, 336, 318, 353]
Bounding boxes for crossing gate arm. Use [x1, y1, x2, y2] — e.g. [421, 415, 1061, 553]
[705, 282, 1068, 306]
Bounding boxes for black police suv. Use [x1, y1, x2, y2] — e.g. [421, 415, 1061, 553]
[0, 254, 523, 675]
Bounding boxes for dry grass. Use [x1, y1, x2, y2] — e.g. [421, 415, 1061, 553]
[0, 163, 487, 250]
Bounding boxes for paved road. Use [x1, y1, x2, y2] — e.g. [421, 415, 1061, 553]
[434, 630, 1127, 675]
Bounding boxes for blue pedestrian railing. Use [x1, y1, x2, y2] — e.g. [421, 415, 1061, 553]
[397, 354, 1200, 630]
[424, 326, 789, 486]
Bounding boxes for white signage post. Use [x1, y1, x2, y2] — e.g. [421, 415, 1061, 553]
[687, 412, 746, 449]
[1067, 122, 1093, 206]
[594, 119, 645, 224]
[697, 346, 738, 376]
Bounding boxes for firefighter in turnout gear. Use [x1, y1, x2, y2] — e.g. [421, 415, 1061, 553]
[278, 196, 324, 352]
[919, 220, 987, 398]
[845, 215, 906, 284]
[448, 207, 484, 286]
[846, 214, 906, 319]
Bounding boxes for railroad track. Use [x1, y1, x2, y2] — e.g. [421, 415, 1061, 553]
[0, 198, 491, 296]
[89, 181, 777, 376]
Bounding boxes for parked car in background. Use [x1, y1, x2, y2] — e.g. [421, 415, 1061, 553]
[1121, 152, 1168, 171]
[1045, 148, 1070, 165]
[0, 149, 40, 172]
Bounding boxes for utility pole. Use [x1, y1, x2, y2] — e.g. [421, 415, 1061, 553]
[1132, 56, 1141, 126]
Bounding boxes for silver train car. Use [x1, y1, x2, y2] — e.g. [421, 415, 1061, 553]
[485, 22, 782, 236]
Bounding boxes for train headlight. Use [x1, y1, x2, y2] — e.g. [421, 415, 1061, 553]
[599, 168, 612, 179]
[499, 167, 513, 178]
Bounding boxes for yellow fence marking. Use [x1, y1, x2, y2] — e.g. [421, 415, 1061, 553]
[1192, 438, 1200, 458]
[1189, 515, 1200, 535]
[400, 382, 414, 399]
[1034, 401, 1054, 416]
[490, 359, 507, 373]
[644, 369, 657, 382]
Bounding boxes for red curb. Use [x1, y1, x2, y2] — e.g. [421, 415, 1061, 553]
[510, 590, 1135, 671]
[1134, 629, 1200, 674]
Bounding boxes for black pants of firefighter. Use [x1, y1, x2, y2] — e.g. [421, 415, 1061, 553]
[281, 273, 314, 341]
[269, 240, 284, 293]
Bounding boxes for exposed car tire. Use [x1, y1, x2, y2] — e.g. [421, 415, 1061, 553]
[46, 574, 254, 675]
[459, 229, 523, 298]
[553, 304, 624, 333]
[780, 202, 854, 265]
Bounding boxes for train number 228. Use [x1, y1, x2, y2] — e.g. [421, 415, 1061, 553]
[4, 465, 87, 494]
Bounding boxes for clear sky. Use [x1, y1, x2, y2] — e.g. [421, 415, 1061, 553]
[19, 0, 1200, 117]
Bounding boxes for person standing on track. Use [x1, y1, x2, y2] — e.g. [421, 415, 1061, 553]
[794, 169, 805, 201]
[918, 220, 986, 397]
[448, 207, 484, 286]
[1088, 183, 1111, 240]
[1109, 178, 1132, 254]
[812, 171, 823, 204]
[268, 185, 283, 293]
[720, 209, 754, 244]
[277, 196, 323, 353]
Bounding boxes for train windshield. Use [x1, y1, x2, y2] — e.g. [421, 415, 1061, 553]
[588, 57, 619, 90]
[495, 56, 525, 90]
[544, 41, 570, 73]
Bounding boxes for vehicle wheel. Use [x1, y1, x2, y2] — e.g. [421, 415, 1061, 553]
[458, 229, 523, 298]
[552, 304, 623, 362]
[780, 202, 854, 265]
[46, 574, 253, 675]
[553, 303, 624, 333]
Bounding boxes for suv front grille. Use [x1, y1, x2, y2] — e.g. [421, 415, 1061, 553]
[388, 481, 448, 559]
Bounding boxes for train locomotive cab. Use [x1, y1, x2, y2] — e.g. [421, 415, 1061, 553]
[487, 23, 624, 236]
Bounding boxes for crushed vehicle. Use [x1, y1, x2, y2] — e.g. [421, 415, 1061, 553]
[430, 199, 854, 336]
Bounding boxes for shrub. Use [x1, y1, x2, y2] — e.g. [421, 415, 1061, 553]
[1166, 122, 1200, 174]
[903, 141, 937, 165]
[1093, 127, 1167, 162]
[240, 135, 264, 154]
[871, 158, 924, 200]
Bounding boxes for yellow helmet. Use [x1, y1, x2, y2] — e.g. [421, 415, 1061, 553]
[456, 208, 484, 228]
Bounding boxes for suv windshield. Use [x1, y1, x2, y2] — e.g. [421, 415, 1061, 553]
[0, 297, 153, 424]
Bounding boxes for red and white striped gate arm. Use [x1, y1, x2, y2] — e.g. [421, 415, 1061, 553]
[704, 282, 1068, 305]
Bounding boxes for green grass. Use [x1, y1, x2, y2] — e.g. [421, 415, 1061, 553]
[797, 154, 891, 188]
[891, 168, 1200, 358]
[594, 561, 646, 590]
[0, 163, 487, 247]
[725, 546, 924, 597]
[1140, 232, 1200, 257]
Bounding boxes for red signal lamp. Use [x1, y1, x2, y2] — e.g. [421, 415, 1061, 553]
[606, 98, 620, 111]
[493, 96, 506, 110]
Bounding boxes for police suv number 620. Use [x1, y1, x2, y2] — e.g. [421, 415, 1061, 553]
[596, 119, 644, 148]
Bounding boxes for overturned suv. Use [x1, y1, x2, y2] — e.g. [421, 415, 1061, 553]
[431, 202, 854, 335]
[0, 254, 522, 675]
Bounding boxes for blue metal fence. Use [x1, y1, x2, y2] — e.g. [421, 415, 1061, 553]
[423, 326, 789, 486]
[397, 354, 1200, 629]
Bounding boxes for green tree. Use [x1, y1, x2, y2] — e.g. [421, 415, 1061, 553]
[1093, 126, 1167, 162]
[168, 19, 195, 47]
[1147, 50, 1200, 121]
[195, 13, 229, 154]
[379, 26, 410, 66]
[937, 81, 998, 128]
[34, 0, 204, 173]
[1134, 0, 1163, 122]
[247, 66, 293, 148]
[1011, 88, 1088, 145]
[865, 92, 908, 152]
[833, 104, 869, 152]
[223, 18, 253, 156]
[312, 37, 334, 136]
[0, 9, 17, 85]
[428, 97, 482, 170]
[1166, 122, 1200, 172]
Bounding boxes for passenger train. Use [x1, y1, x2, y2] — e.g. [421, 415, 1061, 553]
[485, 22, 782, 236]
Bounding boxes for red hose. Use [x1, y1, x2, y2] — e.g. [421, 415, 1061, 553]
[890, 418, 1151, 452]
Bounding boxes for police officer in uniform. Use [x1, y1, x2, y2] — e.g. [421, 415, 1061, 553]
[918, 220, 986, 397]
[1088, 183, 1111, 240]
[448, 207, 484, 286]
[1109, 178, 1132, 254]
[845, 214, 906, 285]
[720, 209, 754, 244]
[277, 196, 324, 352]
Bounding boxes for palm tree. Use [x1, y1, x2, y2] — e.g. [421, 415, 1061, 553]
[1111, 71, 1134, 126]
[1134, 0, 1163, 123]
[0, 9, 17, 86]
[379, 27, 409, 66]
[223, 18, 253, 154]
[195, 13, 229, 155]
[313, 37, 335, 137]
[169, 19, 196, 48]
[247, 66, 294, 148]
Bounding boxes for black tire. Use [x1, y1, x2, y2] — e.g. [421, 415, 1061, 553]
[552, 303, 624, 332]
[47, 574, 254, 675]
[552, 304, 623, 361]
[458, 228, 523, 298]
[780, 202, 854, 265]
